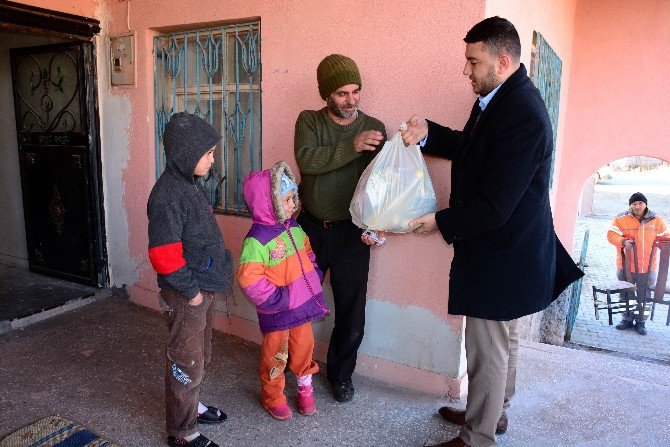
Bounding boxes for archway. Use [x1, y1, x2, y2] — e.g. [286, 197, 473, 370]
[566, 156, 670, 362]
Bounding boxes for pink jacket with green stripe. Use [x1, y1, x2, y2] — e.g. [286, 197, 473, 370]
[237, 161, 328, 333]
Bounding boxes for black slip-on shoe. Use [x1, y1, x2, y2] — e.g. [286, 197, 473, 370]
[168, 434, 219, 447]
[196, 405, 227, 424]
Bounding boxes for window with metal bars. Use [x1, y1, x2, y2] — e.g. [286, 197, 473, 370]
[154, 22, 261, 215]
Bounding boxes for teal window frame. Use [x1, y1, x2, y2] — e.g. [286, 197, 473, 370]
[154, 21, 261, 216]
[530, 31, 562, 188]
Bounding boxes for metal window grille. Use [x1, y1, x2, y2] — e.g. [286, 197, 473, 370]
[530, 31, 562, 188]
[154, 22, 261, 215]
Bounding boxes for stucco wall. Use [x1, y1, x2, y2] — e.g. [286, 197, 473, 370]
[9, 0, 666, 397]
[484, 0, 578, 342]
[556, 0, 670, 245]
[94, 0, 139, 287]
[15, 0, 98, 18]
[104, 0, 491, 395]
[485, 0, 578, 238]
[7, 0, 598, 396]
[0, 31, 69, 267]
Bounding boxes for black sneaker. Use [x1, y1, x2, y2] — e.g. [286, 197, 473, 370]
[196, 405, 227, 424]
[332, 380, 354, 403]
[168, 435, 219, 447]
[615, 319, 634, 330]
[635, 321, 647, 335]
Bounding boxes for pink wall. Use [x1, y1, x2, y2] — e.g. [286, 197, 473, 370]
[556, 0, 670, 244]
[105, 1, 488, 328]
[7, 0, 491, 394]
[14, 0, 610, 393]
[16, 0, 99, 18]
[108, 0, 489, 392]
[486, 0, 578, 244]
[11, 0, 668, 393]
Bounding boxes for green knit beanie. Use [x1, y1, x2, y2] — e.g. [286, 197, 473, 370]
[317, 54, 362, 100]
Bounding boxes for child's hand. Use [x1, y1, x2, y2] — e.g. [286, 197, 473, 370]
[362, 230, 386, 246]
[189, 292, 204, 306]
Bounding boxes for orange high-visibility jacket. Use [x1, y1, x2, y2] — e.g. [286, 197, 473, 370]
[607, 209, 668, 273]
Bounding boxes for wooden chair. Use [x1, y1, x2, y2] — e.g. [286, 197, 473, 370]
[647, 238, 670, 325]
[591, 242, 640, 325]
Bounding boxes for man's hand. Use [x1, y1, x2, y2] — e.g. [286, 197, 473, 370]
[409, 213, 437, 235]
[623, 239, 634, 249]
[401, 115, 428, 146]
[189, 292, 204, 306]
[353, 130, 384, 153]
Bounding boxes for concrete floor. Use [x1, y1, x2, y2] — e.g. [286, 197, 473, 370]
[0, 263, 97, 321]
[1, 296, 669, 447]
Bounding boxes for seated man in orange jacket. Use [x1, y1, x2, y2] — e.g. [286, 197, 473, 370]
[607, 192, 668, 335]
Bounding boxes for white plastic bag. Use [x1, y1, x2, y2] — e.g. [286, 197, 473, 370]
[350, 131, 437, 233]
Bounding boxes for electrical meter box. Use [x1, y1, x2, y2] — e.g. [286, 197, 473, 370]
[110, 34, 134, 85]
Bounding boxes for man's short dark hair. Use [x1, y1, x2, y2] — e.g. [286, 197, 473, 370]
[464, 16, 521, 62]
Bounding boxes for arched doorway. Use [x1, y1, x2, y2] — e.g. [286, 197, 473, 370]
[567, 156, 670, 361]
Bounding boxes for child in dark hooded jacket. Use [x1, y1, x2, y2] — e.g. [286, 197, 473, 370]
[237, 160, 329, 420]
[148, 112, 232, 447]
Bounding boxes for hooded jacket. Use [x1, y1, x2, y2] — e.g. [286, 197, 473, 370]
[147, 112, 233, 299]
[607, 208, 668, 273]
[237, 161, 328, 333]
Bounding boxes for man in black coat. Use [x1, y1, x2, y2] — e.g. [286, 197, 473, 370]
[401, 17, 583, 447]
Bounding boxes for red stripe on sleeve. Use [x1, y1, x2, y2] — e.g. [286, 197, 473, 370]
[148, 242, 187, 274]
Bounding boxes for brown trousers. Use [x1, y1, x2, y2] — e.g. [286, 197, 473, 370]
[260, 322, 319, 408]
[160, 288, 215, 439]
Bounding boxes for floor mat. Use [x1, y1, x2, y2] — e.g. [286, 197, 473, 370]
[0, 415, 122, 447]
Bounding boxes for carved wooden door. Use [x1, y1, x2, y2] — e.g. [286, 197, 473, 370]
[10, 41, 107, 286]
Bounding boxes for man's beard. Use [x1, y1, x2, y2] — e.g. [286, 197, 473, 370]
[327, 97, 359, 119]
[474, 64, 499, 96]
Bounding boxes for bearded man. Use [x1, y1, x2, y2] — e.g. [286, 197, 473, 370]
[293, 54, 387, 403]
[401, 17, 583, 447]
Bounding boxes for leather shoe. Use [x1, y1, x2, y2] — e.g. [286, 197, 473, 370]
[429, 437, 469, 447]
[438, 406, 508, 435]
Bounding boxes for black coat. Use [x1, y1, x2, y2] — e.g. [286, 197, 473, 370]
[423, 64, 583, 321]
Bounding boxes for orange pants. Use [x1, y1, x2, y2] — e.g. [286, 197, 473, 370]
[260, 321, 319, 408]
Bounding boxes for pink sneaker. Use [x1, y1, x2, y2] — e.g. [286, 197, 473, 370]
[297, 385, 316, 415]
[263, 402, 292, 420]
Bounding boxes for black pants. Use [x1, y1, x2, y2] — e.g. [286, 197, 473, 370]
[298, 211, 371, 385]
[616, 269, 657, 322]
